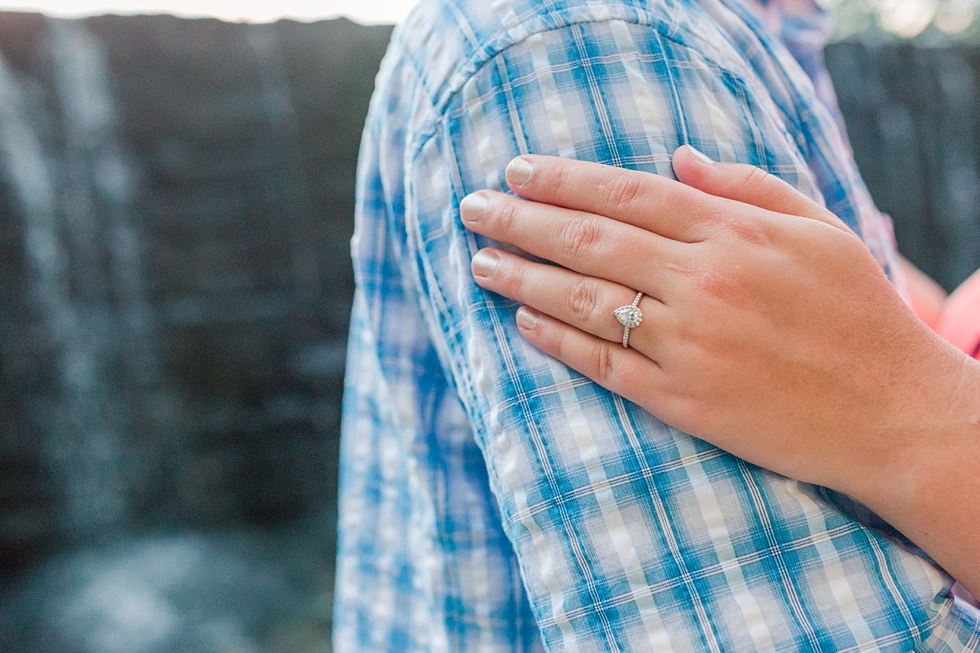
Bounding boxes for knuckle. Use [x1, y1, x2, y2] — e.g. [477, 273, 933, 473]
[590, 340, 616, 385]
[602, 172, 644, 214]
[667, 309, 700, 346]
[734, 167, 794, 212]
[551, 161, 575, 196]
[722, 217, 773, 247]
[557, 215, 603, 259]
[738, 166, 775, 197]
[506, 259, 529, 295]
[692, 264, 748, 307]
[567, 278, 600, 321]
[496, 197, 523, 232]
[552, 325, 572, 359]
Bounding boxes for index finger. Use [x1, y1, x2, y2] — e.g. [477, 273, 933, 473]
[504, 155, 715, 243]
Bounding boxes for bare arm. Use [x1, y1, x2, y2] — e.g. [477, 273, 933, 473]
[461, 146, 980, 596]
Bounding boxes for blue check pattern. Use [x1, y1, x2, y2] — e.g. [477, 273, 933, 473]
[333, 0, 980, 650]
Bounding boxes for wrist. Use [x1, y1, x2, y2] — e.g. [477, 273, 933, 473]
[851, 351, 980, 563]
[838, 335, 979, 504]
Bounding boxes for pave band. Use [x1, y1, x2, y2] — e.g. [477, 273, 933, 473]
[613, 291, 644, 348]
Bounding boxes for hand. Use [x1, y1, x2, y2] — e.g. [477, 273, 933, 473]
[460, 145, 966, 495]
[460, 146, 980, 595]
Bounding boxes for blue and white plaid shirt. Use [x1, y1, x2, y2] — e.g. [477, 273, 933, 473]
[333, 0, 980, 650]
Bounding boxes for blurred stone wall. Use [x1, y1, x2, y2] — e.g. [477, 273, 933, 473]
[0, 12, 978, 583]
[0, 13, 391, 574]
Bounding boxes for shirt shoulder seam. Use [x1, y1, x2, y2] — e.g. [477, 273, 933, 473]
[402, 4, 754, 160]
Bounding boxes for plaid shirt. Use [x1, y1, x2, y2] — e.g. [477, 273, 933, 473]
[333, 0, 980, 650]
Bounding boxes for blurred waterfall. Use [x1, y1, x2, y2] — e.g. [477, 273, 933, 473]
[0, 17, 395, 649]
[0, 19, 163, 533]
[49, 17, 167, 529]
[0, 16, 386, 564]
[0, 14, 399, 650]
[0, 37, 128, 530]
[50, 19, 161, 391]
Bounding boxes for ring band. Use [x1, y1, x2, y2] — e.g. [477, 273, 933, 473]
[613, 291, 644, 348]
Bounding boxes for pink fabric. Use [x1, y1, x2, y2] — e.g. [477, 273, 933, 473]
[936, 269, 980, 360]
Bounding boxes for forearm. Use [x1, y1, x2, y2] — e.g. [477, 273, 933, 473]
[859, 353, 980, 597]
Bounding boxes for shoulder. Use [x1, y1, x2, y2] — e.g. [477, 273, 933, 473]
[381, 0, 768, 128]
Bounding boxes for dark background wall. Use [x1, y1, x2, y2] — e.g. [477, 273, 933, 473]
[0, 13, 976, 652]
[0, 13, 390, 564]
[0, 15, 390, 652]
[826, 42, 980, 291]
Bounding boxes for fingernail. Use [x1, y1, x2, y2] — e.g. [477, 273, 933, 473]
[516, 306, 539, 330]
[460, 193, 489, 222]
[506, 157, 533, 187]
[685, 145, 715, 165]
[471, 249, 499, 278]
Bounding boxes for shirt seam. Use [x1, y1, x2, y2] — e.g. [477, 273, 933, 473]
[401, 7, 775, 163]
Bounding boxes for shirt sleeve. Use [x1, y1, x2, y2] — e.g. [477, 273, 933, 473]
[399, 16, 970, 653]
[336, 50, 546, 649]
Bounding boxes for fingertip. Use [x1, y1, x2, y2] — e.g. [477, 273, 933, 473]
[513, 307, 571, 368]
[671, 145, 715, 185]
[516, 306, 540, 331]
[506, 156, 534, 188]
[680, 144, 716, 166]
[460, 191, 490, 224]
[506, 154, 571, 193]
[471, 248, 500, 280]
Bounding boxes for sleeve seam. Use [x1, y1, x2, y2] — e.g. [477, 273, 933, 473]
[405, 9, 766, 164]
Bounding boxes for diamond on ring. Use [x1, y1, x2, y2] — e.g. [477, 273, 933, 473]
[614, 305, 642, 328]
[615, 292, 644, 348]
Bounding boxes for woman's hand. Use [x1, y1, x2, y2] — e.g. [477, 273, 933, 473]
[460, 146, 980, 596]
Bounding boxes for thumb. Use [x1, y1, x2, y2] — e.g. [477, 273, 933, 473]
[671, 145, 846, 230]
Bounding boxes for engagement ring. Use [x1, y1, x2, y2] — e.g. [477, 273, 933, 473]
[614, 291, 644, 348]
